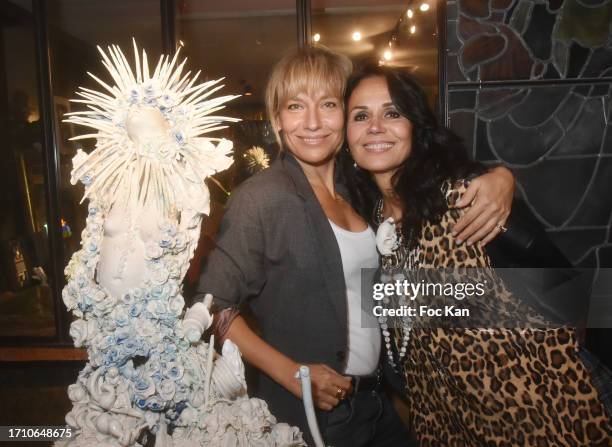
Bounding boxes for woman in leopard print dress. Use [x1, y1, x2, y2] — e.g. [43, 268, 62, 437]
[341, 64, 611, 446]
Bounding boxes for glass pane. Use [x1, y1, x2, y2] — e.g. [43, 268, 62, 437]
[47, 0, 163, 285]
[311, 0, 439, 102]
[176, 0, 297, 193]
[447, 0, 612, 82]
[0, 0, 56, 337]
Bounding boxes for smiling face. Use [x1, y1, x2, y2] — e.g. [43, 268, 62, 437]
[277, 91, 344, 166]
[347, 76, 413, 176]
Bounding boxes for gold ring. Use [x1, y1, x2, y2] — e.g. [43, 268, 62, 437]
[335, 388, 345, 400]
[497, 223, 508, 233]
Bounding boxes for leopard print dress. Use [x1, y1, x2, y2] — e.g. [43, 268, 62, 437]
[389, 184, 612, 446]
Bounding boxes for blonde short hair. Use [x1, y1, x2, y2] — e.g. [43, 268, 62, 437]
[265, 46, 352, 148]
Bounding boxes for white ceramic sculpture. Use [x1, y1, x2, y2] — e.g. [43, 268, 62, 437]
[58, 41, 303, 447]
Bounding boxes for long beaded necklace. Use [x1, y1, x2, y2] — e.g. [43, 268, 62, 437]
[374, 198, 420, 372]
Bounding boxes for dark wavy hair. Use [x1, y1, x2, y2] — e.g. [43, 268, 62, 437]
[339, 64, 486, 248]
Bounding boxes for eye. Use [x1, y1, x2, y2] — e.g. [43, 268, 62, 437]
[287, 102, 302, 110]
[322, 100, 338, 108]
[384, 108, 401, 119]
[352, 111, 368, 121]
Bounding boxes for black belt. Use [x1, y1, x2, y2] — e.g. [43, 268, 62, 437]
[347, 368, 381, 394]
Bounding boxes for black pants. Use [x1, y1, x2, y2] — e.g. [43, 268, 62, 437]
[322, 389, 414, 447]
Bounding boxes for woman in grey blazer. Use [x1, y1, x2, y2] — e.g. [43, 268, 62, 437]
[196, 47, 514, 446]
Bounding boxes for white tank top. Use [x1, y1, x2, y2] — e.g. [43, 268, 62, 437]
[328, 220, 381, 375]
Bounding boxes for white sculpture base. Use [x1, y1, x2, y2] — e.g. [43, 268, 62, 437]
[59, 201, 303, 447]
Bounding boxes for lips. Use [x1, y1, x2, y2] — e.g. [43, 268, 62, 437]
[363, 141, 394, 152]
[299, 135, 329, 145]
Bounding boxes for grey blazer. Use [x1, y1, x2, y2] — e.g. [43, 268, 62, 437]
[195, 152, 350, 438]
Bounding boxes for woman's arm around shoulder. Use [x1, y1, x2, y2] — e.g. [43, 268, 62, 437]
[451, 166, 514, 246]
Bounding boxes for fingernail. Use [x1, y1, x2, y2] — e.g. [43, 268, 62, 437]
[456, 239, 462, 244]
[467, 240, 473, 246]
[451, 231, 457, 236]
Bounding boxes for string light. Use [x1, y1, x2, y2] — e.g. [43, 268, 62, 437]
[420, 3, 430, 12]
[352, 31, 362, 41]
[410, 25, 416, 34]
[313, 33, 321, 42]
[407, 8, 413, 18]
[383, 50, 392, 61]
